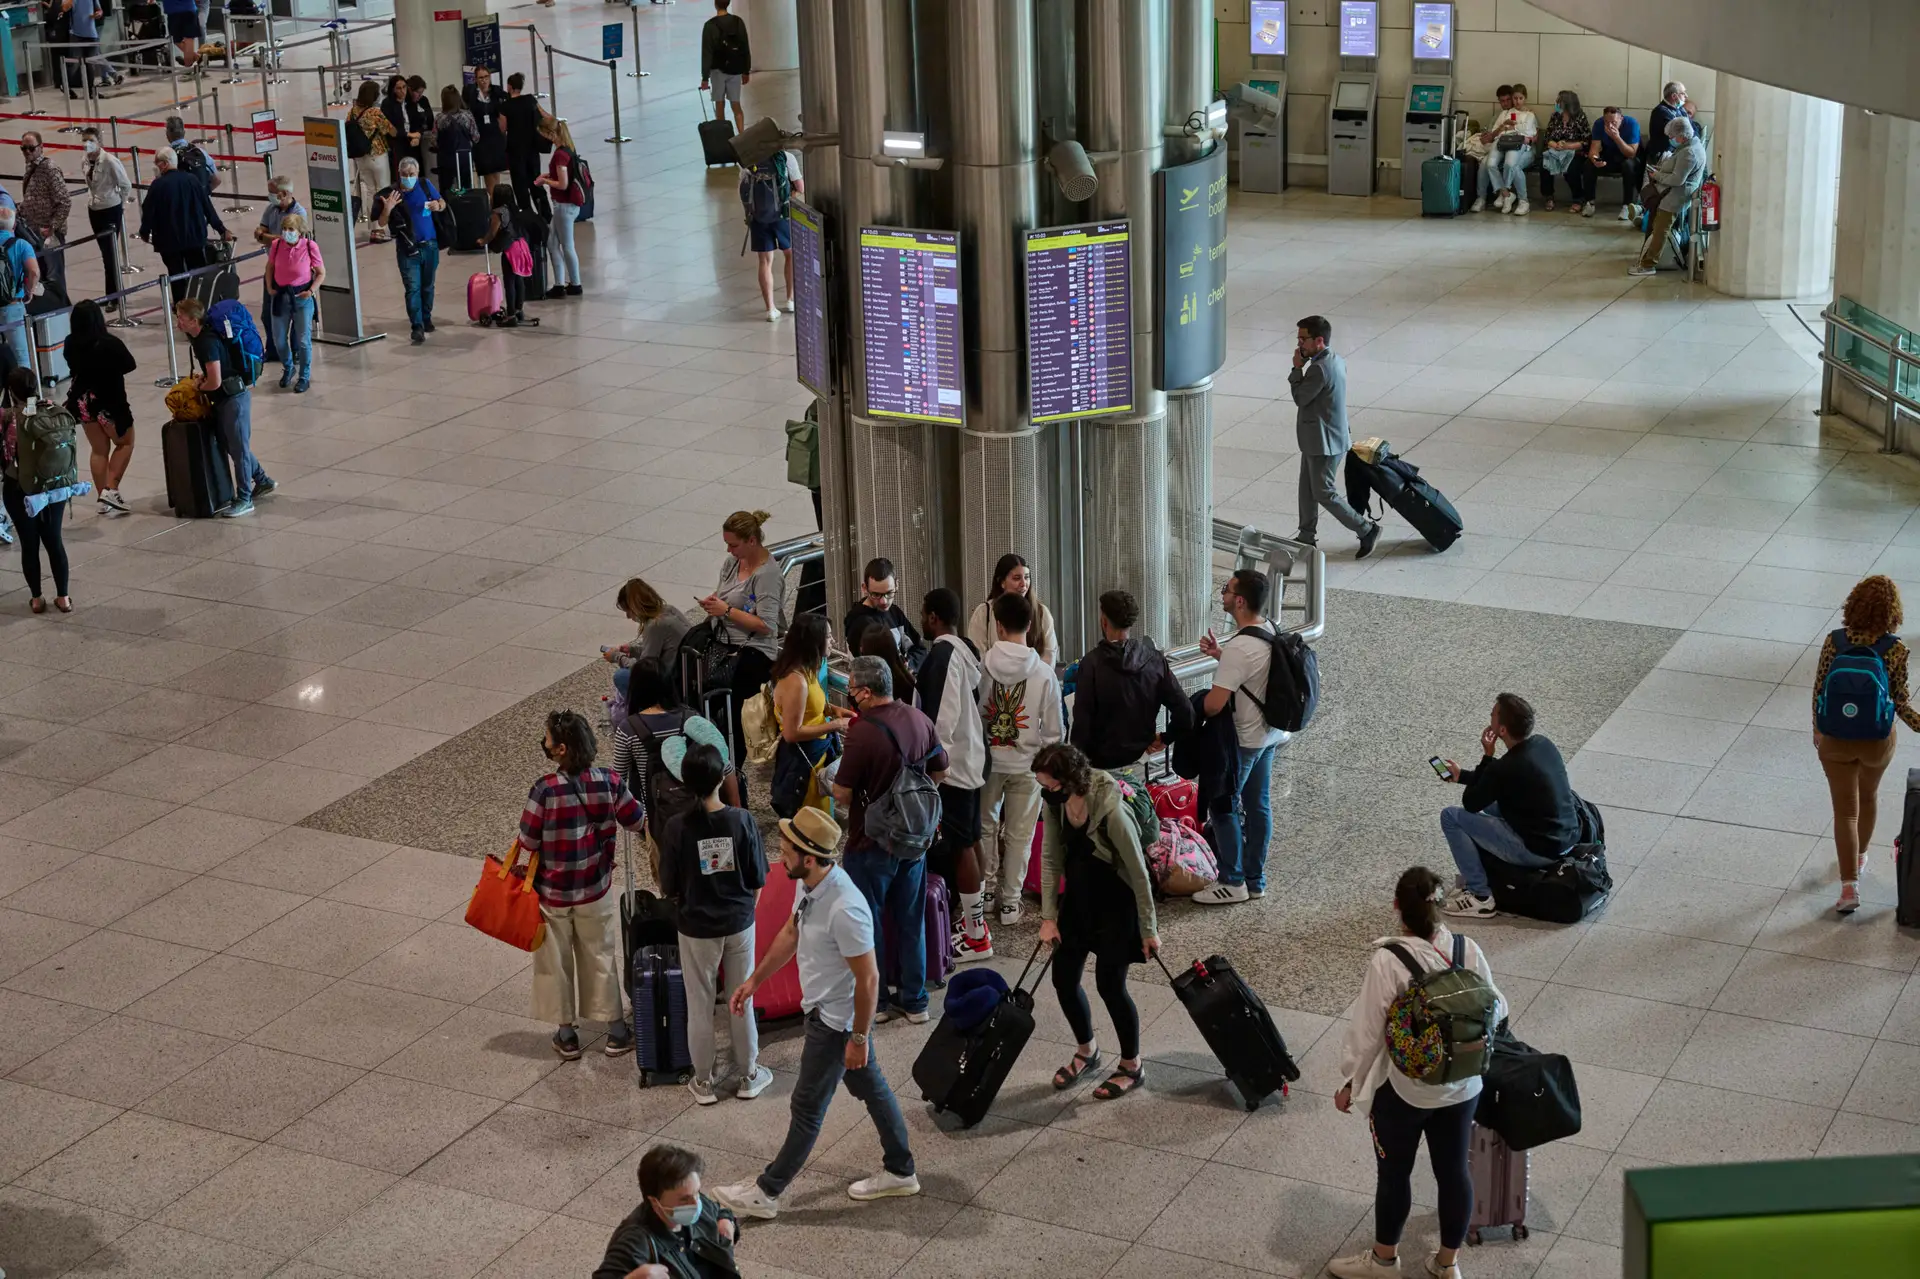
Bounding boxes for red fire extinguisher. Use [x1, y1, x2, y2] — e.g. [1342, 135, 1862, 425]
[1699, 179, 1721, 230]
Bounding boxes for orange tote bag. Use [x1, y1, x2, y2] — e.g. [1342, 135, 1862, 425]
[466, 842, 548, 952]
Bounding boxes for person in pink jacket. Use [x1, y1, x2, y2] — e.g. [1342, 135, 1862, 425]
[264, 214, 324, 393]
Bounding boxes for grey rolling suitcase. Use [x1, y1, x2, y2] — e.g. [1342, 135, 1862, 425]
[1465, 1123, 1531, 1245]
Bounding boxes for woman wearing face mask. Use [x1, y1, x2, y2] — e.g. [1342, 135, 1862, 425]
[265, 214, 323, 392]
[966, 552, 1057, 667]
[78, 129, 130, 309]
[63, 299, 135, 516]
[252, 176, 306, 364]
[697, 509, 785, 804]
[593, 1143, 739, 1279]
[1539, 89, 1591, 213]
[1032, 742, 1159, 1102]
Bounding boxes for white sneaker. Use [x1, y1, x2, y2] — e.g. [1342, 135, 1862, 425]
[736, 1064, 775, 1099]
[1468, 198, 1485, 213]
[1836, 882, 1861, 916]
[688, 1076, 719, 1106]
[1581, 203, 1596, 219]
[1618, 203, 1636, 222]
[712, 1180, 779, 1219]
[780, 298, 795, 313]
[1191, 881, 1250, 906]
[1494, 190, 1513, 212]
[1326, 1249, 1401, 1277]
[1424, 1252, 1460, 1279]
[904, 1010, 930, 1025]
[847, 1170, 921, 1202]
[1627, 265, 1659, 277]
[1510, 200, 1530, 215]
[766, 307, 780, 323]
[101, 489, 130, 513]
[1442, 888, 1497, 918]
[998, 899, 1022, 926]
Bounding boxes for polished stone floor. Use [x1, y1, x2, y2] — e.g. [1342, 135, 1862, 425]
[3, 4, 1919, 1278]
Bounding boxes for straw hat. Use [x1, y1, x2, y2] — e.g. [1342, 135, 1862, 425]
[777, 807, 843, 862]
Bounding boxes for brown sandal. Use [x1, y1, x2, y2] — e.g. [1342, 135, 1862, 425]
[29, 597, 45, 614]
[1092, 1063, 1145, 1101]
[54, 597, 72, 613]
[1052, 1049, 1101, 1090]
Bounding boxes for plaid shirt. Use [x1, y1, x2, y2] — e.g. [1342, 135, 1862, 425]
[518, 766, 644, 907]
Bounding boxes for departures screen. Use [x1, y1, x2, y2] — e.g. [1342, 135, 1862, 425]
[1025, 222, 1133, 423]
[859, 227, 964, 425]
[791, 198, 829, 396]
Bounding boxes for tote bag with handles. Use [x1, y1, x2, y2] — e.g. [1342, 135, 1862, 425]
[466, 841, 547, 951]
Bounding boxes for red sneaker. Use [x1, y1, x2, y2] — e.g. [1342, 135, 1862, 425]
[955, 929, 995, 963]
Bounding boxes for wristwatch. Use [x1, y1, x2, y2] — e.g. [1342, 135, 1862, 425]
[849, 1032, 869, 1046]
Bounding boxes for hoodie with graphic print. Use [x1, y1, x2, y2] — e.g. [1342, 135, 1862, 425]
[979, 639, 1064, 774]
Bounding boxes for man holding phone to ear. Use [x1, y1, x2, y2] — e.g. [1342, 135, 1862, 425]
[1434, 692, 1579, 918]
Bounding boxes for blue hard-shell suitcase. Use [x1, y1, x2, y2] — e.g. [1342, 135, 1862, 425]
[1421, 154, 1463, 217]
[632, 943, 693, 1086]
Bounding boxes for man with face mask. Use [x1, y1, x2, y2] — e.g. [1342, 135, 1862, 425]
[713, 807, 920, 1220]
[594, 1144, 739, 1279]
[18, 133, 69, 296]
[79, 129, 130, 307]
[374, 157, 447, 345]
[0, 197, 42, 382]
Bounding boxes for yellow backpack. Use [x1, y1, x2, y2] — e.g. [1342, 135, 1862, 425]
[166, 377, 210, 422]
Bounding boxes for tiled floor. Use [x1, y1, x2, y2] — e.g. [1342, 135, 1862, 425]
[3, 4, 1920, 1278]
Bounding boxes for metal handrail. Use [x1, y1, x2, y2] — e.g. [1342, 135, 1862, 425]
[1818, 304, 1920, 455]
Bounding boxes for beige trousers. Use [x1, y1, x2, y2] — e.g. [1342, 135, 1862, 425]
[532, 892, 625, 1027]
[981, 768, 1043, 898]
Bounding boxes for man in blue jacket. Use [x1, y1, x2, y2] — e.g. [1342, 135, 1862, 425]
[137, 146, 232, 303]
[374, 157, 447, 345]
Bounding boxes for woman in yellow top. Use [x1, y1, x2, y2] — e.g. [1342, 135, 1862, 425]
[1810, 574, 1920, 916]
[768, 614, 849, 819]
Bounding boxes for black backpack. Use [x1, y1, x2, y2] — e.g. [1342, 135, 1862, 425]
[631, 710, 702, 846]
[1237, 627, 1319, 733]
[346, 114, 372, 159]
[175, 142, 215, 190]
[713, 22, 751, 75]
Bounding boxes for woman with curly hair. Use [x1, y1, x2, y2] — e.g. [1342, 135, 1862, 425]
[1811, 575, 1920, 915]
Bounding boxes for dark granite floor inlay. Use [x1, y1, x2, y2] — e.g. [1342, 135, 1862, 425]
[302, 589, 1679, 1014]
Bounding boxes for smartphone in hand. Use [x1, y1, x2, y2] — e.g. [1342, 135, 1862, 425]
[1428, 756, 1450, 780]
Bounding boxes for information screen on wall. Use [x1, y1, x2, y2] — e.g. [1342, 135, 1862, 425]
[1413, 3, 1453, 59]
[1024, 222, 1133, 424]
[791, 198, 830, 397]
[1338, 1, 1378, 57]
[1156, 146, 1227, 390]
[859, 227, 964, 425]
[1248, 1, 1287, 55]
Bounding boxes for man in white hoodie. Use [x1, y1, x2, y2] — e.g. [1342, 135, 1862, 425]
[918, 588, 991, 959]
[977, 591, 1064, 926]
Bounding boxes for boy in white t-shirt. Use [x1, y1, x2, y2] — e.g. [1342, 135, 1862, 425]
[1192, 569, 1285, 905]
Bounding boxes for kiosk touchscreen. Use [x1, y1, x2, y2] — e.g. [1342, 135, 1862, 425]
[1327, 2, 1379, 196]
[1242, 1, 1287, 194]
[1400, 3, 1455, 199]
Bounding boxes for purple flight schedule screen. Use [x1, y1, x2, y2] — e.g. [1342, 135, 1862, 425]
[790, 198, 829, 396]
[1025, 222, 1133, 423]
[859, 227, 964, 425]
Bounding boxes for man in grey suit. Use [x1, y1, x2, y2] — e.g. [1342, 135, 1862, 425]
[1289, 315, 1380, 559]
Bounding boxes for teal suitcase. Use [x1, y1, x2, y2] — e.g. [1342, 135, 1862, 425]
[1422, 154, 1462, 217]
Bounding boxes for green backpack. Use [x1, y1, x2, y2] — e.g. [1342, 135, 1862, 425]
[785, 402, 819, 489]
[1383, 935, 1500, 1085]
[15, 401, 78, 496]
[1109, 775, 1161, 853]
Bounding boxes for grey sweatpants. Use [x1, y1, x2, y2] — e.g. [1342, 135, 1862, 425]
[679, 926, 759, 1084]
[1299, 451, 1371, 542]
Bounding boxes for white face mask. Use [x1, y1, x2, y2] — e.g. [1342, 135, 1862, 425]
[83, 140, 99, 154]
[282, 230, 300, 245]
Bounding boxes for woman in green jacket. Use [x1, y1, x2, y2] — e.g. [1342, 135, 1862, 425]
[1034, 742, 1160, 1101]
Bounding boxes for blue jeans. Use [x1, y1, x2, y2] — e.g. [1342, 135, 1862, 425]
[211, 389, 268, 502]
[757, 1010, 914, 1198]
[1207, 742, 1278, 892]
[398, 241, 439, 330]
[1478, 146, 1535, 198]
[1441, 802, 1561, 898]
[272, 293, 315, 377]
[551, 200, 581, 286]
[0, 301, 29, 375]
[611, 666, 630, 700]
[842, 848, 927, 1015]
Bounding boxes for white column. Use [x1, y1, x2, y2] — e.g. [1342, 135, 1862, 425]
[1834, 106, 1920, 333]
[393, 0, 492, 102]
[1705, 76, 1842, 299]
[742, 0, 799, 71]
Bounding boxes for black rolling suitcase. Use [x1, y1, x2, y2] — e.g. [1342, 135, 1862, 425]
[186, 242, 241, 308]
[1897, 770, 1920, 926]
[631, 943, 694, 1087]
[162, 418, 235, 518]
[912, 943, 1050, 1127]
[1344, 438, 1464, 552]
[699, 96, 737, 167]
[1158, 953, 1300, 1110]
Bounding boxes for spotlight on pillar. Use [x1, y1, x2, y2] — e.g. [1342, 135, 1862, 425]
[1045, 140, 1099, 202]
[1224, 82, 1282, 132]
[873, 130, 944, 170]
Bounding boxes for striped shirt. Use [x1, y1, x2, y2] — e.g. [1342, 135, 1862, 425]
[518, 766, 645, 907]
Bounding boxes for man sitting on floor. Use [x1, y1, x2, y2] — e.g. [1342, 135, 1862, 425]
[1437, 693, 1579, 917]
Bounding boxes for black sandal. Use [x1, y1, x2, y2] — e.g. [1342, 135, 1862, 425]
[1053, 1048, 1101, 1090]
[1092, 1063, 1145, 1100]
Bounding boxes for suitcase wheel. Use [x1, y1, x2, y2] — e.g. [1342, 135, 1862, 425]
[1513, 1225, 1530, 1241]
[1245, 1097, 1259, 1112]
[1467, 1229, 1480, 1247]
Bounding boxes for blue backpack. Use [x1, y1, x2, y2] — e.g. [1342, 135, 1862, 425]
[1815, 631, 1897, 740]
[205, 299, 264, 387]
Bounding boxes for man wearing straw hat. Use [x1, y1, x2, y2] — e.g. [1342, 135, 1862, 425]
[712, 807, 920, 1221]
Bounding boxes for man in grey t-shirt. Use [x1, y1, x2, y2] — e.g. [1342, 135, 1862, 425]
[713, 808, 918, 1219]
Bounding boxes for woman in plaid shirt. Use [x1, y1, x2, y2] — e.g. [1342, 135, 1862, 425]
[521, 709, 646, 1060]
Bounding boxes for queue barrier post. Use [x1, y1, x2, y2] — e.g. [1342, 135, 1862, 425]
[606, 59, 630, 145]
[531, 27, 545, 101]
[223, 123, 248, 214]
[24, 41, 41, 116]
[628, 4, 648, 79]
[545, 43, 557, 115]
[158, 276, 180, 384]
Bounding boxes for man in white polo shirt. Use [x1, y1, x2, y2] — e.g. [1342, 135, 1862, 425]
[712, 808, 918, 1219]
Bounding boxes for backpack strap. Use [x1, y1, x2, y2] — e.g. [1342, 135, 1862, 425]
[1451, 932, 1465, 969]
[1384, 943, 1424, 982]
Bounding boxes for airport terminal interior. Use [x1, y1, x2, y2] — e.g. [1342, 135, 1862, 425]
[2, 1, 1919, 1276]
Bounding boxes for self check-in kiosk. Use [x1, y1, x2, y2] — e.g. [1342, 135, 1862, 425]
[1327, 0, 1379, 196]
[1242, 1, 1288, 193]
[1400, 2, 1455, 199]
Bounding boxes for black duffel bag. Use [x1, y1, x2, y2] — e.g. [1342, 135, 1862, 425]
[1476, 1021, 1581, 1150]
[1480, 842, 1613, 924]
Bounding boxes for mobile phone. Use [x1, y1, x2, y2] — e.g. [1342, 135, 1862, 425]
[1428, 756, 1450, 779]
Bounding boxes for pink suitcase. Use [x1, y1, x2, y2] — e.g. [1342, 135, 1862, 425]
[1466, 1122, 1531, 1244]
[468, 245, 505, 324]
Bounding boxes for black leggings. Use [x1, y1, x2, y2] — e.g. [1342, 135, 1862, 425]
[725, 647, 774, 806]
[502, 267, 525, 317]
[1369, 1085, 1477, 1251]
[89, 205, 124, 296]
[2, 480, 69, 599]
[1051, 939, 1140, 1061]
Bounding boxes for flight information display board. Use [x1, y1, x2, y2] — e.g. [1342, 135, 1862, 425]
[1025, 222, 1133, 423]
[858, 227, 964, 425]
[790, 198, 830, 396]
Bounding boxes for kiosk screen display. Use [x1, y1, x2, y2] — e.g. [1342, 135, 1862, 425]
[1408, 83, 1446, 114]
[859, 227, 964, 425]
[1338, 1, 1378, 57]
[1335, 80, 1373, 111]
[1025, 222, 1133, 423]
[1413, 3, 1453, 59]
[1249, 1, 1287, 55]
[791, 199, 829, 396]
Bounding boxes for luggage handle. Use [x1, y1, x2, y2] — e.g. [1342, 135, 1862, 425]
[1153, 952, 1202, 984]
[1013, 941, 1055, 994]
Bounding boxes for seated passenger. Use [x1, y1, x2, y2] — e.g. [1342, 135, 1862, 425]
[1642, 81, 1697, 171]
[1069, 589, 1193, 772]
[1470, 82, 1538, 216]
[1538, 89, 1589, 213]
[1628, 117, 1706, 278]
[1586, 105, 1643, 221]
[603, 577, 691, 703]
[1436, 693, 1578, 918]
